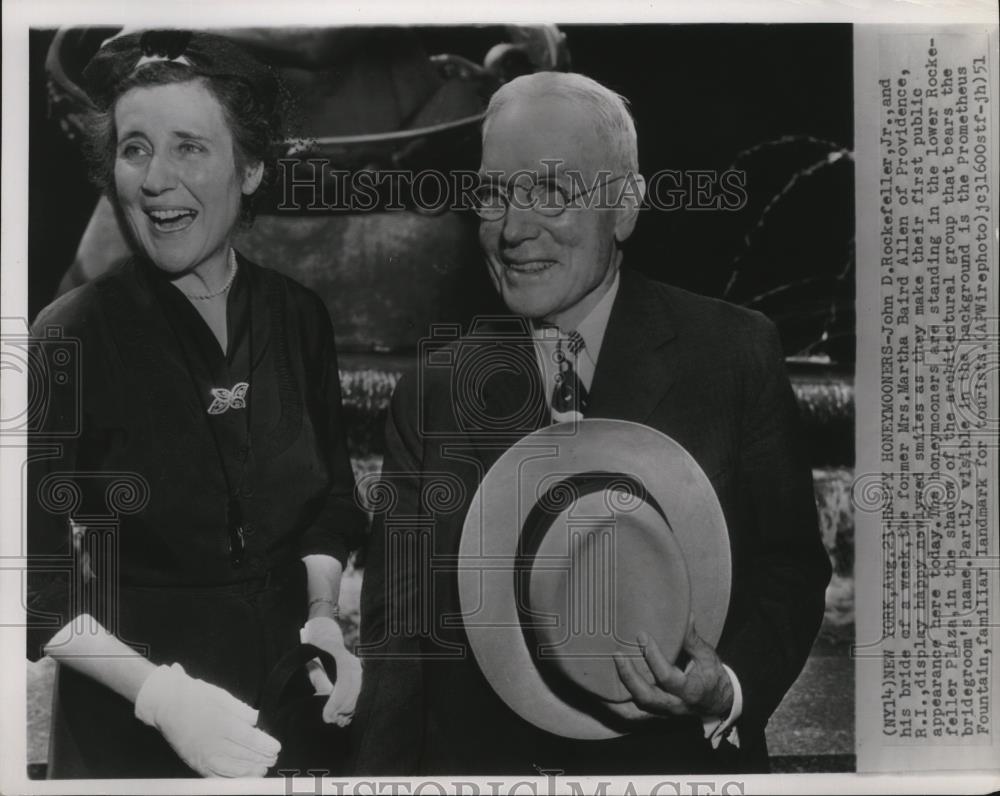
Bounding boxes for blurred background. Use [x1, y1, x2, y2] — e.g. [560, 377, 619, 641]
[27, 23, 856, 774]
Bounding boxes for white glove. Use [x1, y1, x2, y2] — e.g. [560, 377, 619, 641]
[300, 617, 363, 727]
[135, 663, 280, 777]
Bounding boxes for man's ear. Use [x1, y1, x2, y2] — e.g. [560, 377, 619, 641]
[242, 160, 265, 195]
[614, 173, 646, 243]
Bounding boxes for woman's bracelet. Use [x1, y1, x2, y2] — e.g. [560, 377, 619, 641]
[308, 597, 340, 617]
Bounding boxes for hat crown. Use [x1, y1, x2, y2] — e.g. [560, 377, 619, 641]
[524, 493, 692, 703]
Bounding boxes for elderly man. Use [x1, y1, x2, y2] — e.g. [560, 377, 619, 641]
[354, 72, 831, 775]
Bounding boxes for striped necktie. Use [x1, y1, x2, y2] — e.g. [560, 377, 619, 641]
[551, 330, 589, 415]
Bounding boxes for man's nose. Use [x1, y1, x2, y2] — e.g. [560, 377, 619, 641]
[141, 152, 178, 195]
[499, 201, 540, 246]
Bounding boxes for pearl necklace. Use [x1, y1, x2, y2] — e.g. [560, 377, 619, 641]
[179, 250, 238, 300]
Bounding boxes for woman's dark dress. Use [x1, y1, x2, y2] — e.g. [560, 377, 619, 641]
[27, 254, 366, 778]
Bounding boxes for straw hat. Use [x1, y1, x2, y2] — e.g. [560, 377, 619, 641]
[457, 419, 731, 739]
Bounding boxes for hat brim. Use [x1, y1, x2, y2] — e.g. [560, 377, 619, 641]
[457, 418, 731, 740]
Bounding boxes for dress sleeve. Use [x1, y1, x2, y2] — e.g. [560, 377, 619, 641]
[714, 316, 833, 733]
[26, 302, 90, 661]
[296, 291, 367, 568]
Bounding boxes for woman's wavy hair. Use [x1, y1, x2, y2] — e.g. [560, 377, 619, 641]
[82, 29, 286, 225]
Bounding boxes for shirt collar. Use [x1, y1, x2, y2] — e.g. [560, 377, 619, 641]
[574, 269, 620, 366]
[532, 270, 621, 361]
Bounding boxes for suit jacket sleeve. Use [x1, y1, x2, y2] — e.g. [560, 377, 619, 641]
[353, 371, 426, 773]
[716, 317, 832, 734]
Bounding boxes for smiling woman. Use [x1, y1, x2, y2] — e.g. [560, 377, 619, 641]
[113, 81, 261, 283]
[112, 81, 263, 348]
[28, 30, 365, 779]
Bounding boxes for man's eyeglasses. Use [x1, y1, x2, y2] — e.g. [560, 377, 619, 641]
[473, 175, 627, 221]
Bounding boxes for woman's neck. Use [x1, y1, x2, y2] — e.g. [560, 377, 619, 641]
[171, 247, 234, 299]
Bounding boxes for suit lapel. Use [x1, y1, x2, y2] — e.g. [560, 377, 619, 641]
[462, 270, 678, 470]
[587, 269, 678, 423]
[462, 317, 549, 473]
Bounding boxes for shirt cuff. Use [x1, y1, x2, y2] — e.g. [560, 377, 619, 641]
[701, 664, 743, 749]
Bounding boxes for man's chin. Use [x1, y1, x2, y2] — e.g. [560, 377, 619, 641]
[500, 293, 559, 322]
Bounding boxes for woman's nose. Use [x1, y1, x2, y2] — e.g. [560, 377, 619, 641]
[141, 152, 177, 195]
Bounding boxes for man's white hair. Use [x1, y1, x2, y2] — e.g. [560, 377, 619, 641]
[483, 71, 639, 176]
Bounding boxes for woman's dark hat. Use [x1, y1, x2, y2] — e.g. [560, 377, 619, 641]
[81, 28, 279, 110]
[458, 419, 732, 739]
[138, 30, 191, 61]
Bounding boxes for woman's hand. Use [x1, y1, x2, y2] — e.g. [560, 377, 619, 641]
[43, 616, 279, 776]
[135, 663, 280, 777]
[300, 553, 360, 726]
[300, 616, 363, 727]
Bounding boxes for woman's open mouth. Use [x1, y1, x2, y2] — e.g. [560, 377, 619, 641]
[145, 208, 198, 233]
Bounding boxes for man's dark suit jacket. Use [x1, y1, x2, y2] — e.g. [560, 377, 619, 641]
[353, 268, 832, 775]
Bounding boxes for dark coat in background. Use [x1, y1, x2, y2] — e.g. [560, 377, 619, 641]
[354, 267, 831, 775]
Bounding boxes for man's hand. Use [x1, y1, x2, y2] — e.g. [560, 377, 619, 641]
[612, 619, 734, 719]
[300, 616, 363, 727]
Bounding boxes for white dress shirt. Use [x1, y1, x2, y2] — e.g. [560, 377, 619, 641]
[529, 269, 743, 749]
[531, 272, 619, 425]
